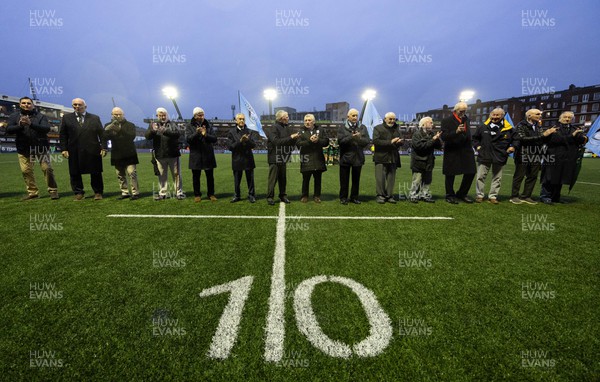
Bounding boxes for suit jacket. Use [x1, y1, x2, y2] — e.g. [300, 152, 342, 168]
[59, 112, 105, 174]
[227, 125, 256, 171]
[186, 119, 217, 170]
[6, 109, 51, 155]
[266, 122, 297, 165]
[297, 125, 329, 172]
[337, 122, 370, 167]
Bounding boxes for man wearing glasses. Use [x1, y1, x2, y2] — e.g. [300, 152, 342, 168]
[59, 98, 106, 200]
[6, 96, 59, 200]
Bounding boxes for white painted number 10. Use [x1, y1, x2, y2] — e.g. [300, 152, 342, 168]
[199, 275, 392, 361]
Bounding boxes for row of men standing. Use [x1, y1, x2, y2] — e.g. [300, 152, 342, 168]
[7, 97, 588, 204]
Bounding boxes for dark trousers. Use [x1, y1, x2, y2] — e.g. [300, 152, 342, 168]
[445, 173, 474, 198]
[70, 172, 103, 195]
[267, 163, 287, 199]
[540, 182, 562, 202]
[233, 169, 255, 198]
[511, 162, 540, 198]
[339, 165, 362, 200]
[301, 171, 322, 197]
[191, 169, 214, 197]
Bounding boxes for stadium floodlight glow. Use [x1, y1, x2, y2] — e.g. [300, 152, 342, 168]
[263, 88, 277, 116]
[362, 89, 377, 101]
[162, 86, 179, 99]
[459, 90, 475, 102]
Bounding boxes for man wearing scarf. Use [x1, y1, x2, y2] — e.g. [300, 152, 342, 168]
[441, 102, 476, 204]
[472, 108, 515, 204]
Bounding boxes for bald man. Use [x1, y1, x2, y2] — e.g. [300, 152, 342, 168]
[59, 98, 106, 200]
[104, 107, 140, 200]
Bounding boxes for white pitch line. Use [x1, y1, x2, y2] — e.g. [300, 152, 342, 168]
[577, 181, 600, 186]
[264, 203, 287, 362]
[107, 214, 453, 220]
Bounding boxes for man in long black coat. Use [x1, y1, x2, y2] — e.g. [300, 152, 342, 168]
[539, 111, 588, 204]
[441, 102, 476, 204]
[186, 107, 217, 202]
[297, 113, 329, 203]
[228, 113, 257, 203]
[104, 107, 140, 200]
[59, 98, 106, 200]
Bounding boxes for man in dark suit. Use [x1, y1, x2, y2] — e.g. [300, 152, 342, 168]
[266, 110, 300, 205]
[228, 113, 257, 203]
[440, 102, 476, 204]
[104, 107, 140, 200]
[337, 108, 370, 204]
[60, 98, 106, 200]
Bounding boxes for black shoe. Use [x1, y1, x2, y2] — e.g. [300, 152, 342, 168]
[445, 196, 458, 204]
[130, 194, 140, 200]
[340, 198, 348, 205]
[118, 194, 131, 200]
[459, 196, 474, 204]
[267, 198, 275, 206]
[230, 196, 241, 203]
[280, 197, 291, 204]
[248, 196, 256, 203]
[351, 199, 361, 205]
[541, 198, 554, 205]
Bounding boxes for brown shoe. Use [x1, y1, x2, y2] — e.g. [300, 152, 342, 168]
[489, 198, 499, 205]
[194, 196, 201, 203]
[74, 194, 85, 201]
[22, 194, 39, 201]
[209, 195, 217, 202]
[50, 192, 59, 200]
[301, 196, 308, 203]
[313, 196, 321, 203]
[475, 197, 483, 203]
[94, 193, 103, 201]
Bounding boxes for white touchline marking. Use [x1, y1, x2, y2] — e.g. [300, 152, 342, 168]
[107, 214, 453, 220]
[294, 275, 393, 358]
[578, 181, 600, 186]
[264, 203, 287, 362]
[199, 276, 254, 360]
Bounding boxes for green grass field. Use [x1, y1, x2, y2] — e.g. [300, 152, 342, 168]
[1, 153, 598, 381]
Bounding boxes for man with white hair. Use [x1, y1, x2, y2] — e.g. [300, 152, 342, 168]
[145, 107, 185, 200]
[337, 108, 370, 204]
[510, 108, 556, 204]
[104, 107, 140, 200]
[186, 107, 217, 203]
[472, 108, 515, 204]
[59, 98, 106, 200]
[440, 102, 476, 204]
[266, 110, 300, 205]
[408, 116, 442, 203]
[372, 112, 403, 204]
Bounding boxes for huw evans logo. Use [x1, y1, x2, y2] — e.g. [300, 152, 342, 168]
[29, 10, 63, 28]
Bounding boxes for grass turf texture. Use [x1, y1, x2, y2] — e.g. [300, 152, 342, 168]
[0, 153, 598, 381]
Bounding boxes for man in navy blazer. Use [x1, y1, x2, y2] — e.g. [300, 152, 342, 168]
[59, 98, 106, 200]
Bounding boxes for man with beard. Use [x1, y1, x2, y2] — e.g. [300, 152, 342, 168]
[104, 107, 140, 200]
[539, 111, 588, 204]
[228, 113, 257, 203]
[60, 98, 106, 200]
[472, 108, 515, 204]
[509, 108, 557, 204]
[372, 112, 403, 204]
[6, 96, 59, 200]
[266, 110, 300, 205]
[337, 108, 370, 204]
[441, 102, 476, 204]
